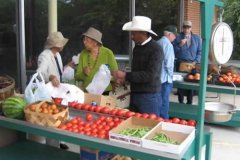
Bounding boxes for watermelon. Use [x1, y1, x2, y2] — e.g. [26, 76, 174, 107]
[2, 96, 27, 119]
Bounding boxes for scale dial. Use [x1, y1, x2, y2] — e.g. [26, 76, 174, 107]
[211, 22, 234, 64]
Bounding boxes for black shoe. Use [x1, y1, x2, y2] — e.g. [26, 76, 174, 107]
[60, 143, 69, 150]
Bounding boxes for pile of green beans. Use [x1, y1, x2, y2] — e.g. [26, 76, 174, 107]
[119, 127, 150, 138]
[151, 132, 180, 145]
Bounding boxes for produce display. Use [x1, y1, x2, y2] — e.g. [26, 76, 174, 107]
[217, 72, 240, 86]
[185, 73, 213, 83]
[151, 132, 180, 145]
[119, 127, 150, 138]
[2, 96, 27, 119]
[27, 101, 64, 115]
[58, 114, 124, 139]
[24, 101, 69, 127]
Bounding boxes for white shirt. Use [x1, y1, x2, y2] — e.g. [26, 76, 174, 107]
[37, 49, 63, 82]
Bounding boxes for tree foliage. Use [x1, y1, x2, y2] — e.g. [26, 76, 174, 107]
[223, 0, 240, 59]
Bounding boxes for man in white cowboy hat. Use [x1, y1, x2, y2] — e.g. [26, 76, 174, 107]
[113, 16, 163, 116]
[37, 31, 68, 87]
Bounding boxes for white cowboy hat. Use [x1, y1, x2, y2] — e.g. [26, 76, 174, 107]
[122, 16, 157, 36]
[45, 32, 68, 49]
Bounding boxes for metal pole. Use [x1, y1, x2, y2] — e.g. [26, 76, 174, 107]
[128, 0, 135, 66]
[48, 0, 57, 33]
[16, 0, 26, 92]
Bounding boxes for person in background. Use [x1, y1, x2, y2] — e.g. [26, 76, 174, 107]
[157, 25, 177, 119]
[75, 27, 118, 95]
[113, 16, 163, 116]
[173, 20, 202, 104]
[36, 31, 69, 150]
[37, 32, 68, 87]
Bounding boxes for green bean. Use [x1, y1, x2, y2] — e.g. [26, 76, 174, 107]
[151, 132, 180, 145]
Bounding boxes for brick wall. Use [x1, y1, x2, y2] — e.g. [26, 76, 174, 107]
[184, 0, 201, 35]
[184, 0, 218, 35]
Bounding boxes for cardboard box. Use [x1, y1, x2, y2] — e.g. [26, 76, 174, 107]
[142, 122, 195, 155]
[109, 117, 159, 146]
[80, 147, 114, 160]
[84, 93, 116, 108]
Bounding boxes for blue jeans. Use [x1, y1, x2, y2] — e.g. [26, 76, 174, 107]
[129, 92, 161, 116]
[160, 82, 173, 119]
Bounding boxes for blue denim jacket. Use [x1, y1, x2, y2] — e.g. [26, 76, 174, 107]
[173, 32, 202, 63]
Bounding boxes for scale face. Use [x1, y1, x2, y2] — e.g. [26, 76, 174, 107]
[211, 22, 234, 64]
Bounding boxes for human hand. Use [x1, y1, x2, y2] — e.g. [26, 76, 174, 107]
[112, 70, 126, 85]
[49, 75, 60, 87]
[179, 39, 187, 46]
[83, 66, 91, 76]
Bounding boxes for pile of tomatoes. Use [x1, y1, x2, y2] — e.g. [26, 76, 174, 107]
[218, 72, 240, 84]
[58, 114, 124, 139]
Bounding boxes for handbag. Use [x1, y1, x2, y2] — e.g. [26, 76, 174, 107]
[179, 62, 195, 73]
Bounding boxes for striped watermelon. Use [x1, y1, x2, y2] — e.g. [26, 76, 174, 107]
[2, 96, 27, 119]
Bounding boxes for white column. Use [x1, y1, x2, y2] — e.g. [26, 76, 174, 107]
[48, 0, 57, 33]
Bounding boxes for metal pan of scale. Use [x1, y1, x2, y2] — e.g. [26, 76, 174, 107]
[204, 102, 236, 122]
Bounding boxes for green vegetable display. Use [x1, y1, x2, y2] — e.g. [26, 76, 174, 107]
[151, 132, 180, 145]
[119, 127, 150, 138]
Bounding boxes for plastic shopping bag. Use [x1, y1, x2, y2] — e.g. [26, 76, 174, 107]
[86, 64, 112, 95]
[46, 82, 84, 105]
[62, 66, 75, 81]
[24, 72, 51, 104]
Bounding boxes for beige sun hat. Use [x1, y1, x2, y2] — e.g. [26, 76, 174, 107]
[45, 32, 68, 49]
[83, 27, 102, 44]
[122, 16, 157, 36]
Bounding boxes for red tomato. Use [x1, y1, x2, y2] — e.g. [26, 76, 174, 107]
[134, 113, 142, 117]
[141, 113, 149, 119]
[148, 113, 157, 120]
[66, 122, 73, 128]
[100, 107, 110, 114]
[82, 104, 90, 111]
[70, 118, 78, 124]
[110, 109, 118, 115]
[89, 106, 95, 112]
[53, 97, 62, 104]
[113, 117, 120, 123]
[86, 113, 93, 121]
[75, 103, 83, 110]
[125, 111, 135, 117]
[172, 117, 180, 124]
[107, 121, 115, 128]
[98, 130, 106, 135]
[187, 120, 196, 127]
[105, 117, 113, 122]
[72, 128, 79, 133]
[116, 109, 126, 117]
[94, 106, 102, 112]
[58, 124, 67, 130]
[155, 117, 164, 122]
[98, 115, 106, 121]
[179, 119, 188, 125]
[68, 101, 77, 108]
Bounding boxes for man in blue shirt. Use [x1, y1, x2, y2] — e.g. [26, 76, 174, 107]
[173, 20, 202, 104]
[157, 25, 177, 119]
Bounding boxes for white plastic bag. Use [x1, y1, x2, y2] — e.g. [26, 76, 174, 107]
[46, 83, 84, 105]
[86, 64, 112, 95]
[24, 72, 51, 104]
[62, 66, 75, 81]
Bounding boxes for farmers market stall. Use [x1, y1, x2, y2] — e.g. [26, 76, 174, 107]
[0, 0, 226, 160]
